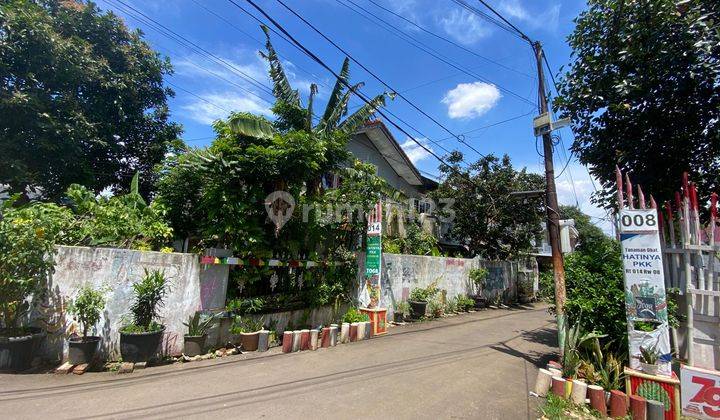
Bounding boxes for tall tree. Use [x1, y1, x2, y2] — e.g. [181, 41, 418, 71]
[431, 153, 545, 260]
[555, 0, 720, 207]
[0, 0, 182, 200]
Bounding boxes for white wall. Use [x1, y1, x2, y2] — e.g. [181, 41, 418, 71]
[37, 246, 202, 361]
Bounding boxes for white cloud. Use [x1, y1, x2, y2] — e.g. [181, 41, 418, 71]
[401, 138, 434, 164]
[438, 9, 491, 45]
[441, 82, 501, 119]
[181, 92, 272, 125]
[498, 0, 560, 31]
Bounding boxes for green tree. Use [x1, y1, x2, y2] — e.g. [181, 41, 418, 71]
[155, 28, 391, 311]
[555, 0, 720, 208]
[0, 0, 182, 200]
[432, 152, 545, 260]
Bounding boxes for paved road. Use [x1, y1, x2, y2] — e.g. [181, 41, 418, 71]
[0, 303, 556, 420]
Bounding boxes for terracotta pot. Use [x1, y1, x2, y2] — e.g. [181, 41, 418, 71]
[629, 395, 646, 420]
[321, 328, 331, 348]
[551, 377, 566, 397]
[300, 330, 310, 351]
[240, 332, 259, 351]
[588, 385, 607, 415]
[282, 331, 293, 353]
[609, 390, 628, 418]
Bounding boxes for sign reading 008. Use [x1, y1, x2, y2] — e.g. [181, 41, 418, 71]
[619, 209, 659, 233]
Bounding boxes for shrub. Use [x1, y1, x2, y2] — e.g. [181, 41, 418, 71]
[428, 298, 444, 318]
[68, 286, 106, 338]
[395, 301, 410, 315]
[123, 269, 168, 333]
[455, 294, 474, 311]
[183, 312, 217, 337]
[544, 238, 628, 352]
[230, 316, 264, 334]
[226, 297, 265, 315]
[409, 281, 439, 303]
[469, 267, 488, 294]
[342, 307, 369, 323]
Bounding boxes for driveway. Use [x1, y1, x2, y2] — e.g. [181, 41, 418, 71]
[0, 303, 556, 419]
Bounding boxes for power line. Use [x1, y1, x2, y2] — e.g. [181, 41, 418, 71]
[334, 0, 536, 108]
[234, 0, 451, 168]
[108, 0, 275, 99]
[273, 0, 497, 158]
[188, 0, 328, 90]
[225, 0, 472, 163]
[362, 0, 532, 78]
[434, 110, 535, 142]
[165, 80, 231, 113]
[473, 0, 533, 43]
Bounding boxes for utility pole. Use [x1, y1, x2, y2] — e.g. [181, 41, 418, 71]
[533, 41, 567, 358]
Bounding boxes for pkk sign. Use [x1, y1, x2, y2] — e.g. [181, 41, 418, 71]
[365, 235, 381, 276]
[619, 208, 672, 376]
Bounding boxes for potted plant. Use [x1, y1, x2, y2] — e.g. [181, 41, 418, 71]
[230, 316, 263, 351]
[638, 344, 661, 375]
[468, 267, 488, 309]
[183, 312, 217, 357]
[67, 286, 106, 365]
[394, 301, 409, 323]
[408, 282, 438, 319]
[119, 269, 168, 363]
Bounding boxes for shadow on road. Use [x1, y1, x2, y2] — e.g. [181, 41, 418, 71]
[489, 326, 558, 368]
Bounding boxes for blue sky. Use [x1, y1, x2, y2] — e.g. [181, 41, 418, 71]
[97, 0, 610, 231]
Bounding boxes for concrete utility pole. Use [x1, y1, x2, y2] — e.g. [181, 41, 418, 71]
[533, 41, 567, 358]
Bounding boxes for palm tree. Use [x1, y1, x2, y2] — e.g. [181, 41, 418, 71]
[228, 26, 393, 141]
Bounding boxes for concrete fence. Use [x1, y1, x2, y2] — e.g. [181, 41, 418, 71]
[358, 253, 539, 319]
[36, 246, 537, 362]
[37, 246, 212, 361]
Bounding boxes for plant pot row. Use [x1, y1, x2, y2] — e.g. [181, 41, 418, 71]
[281, 322, 373, 354]
[535, 362, 665, 418]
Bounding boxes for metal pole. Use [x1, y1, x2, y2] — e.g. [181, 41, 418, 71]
[534, 41, 567, 357]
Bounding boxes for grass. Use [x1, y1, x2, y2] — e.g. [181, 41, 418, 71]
[540, 394, 607, 419]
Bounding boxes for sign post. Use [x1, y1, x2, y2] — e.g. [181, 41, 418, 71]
[361, 201, 387, 335]
[619, 208, 673, 376]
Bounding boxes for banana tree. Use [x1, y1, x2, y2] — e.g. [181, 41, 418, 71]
[229, 25, 392, 148]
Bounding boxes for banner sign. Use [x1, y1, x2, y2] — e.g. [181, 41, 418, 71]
[681, 365, 720, 418]
[365, 235, 381, 276]
[619, 208, 672, 376]
[360, 202, 383, 308]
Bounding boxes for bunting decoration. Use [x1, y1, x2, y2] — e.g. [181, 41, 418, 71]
[199, 255, 349, 267]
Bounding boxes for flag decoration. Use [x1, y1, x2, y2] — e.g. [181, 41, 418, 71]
[199, 255, 348, 267]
